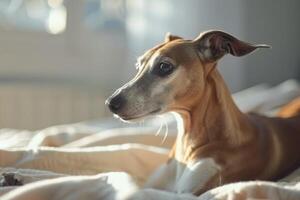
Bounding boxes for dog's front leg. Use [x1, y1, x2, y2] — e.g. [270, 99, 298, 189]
[144, 159, 177, 191]
[145, 158, 221, 194]
[174, 158, 221, 194]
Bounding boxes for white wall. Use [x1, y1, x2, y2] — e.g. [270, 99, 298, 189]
[242, 0, 300, 87]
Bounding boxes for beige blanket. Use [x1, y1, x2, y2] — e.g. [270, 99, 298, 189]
[0, 80, 300, 200]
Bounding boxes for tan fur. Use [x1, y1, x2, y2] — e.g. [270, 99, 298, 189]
[160, 37, 300, 194]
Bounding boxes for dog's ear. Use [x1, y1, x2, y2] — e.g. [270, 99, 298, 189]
[165, 32, 182, 43]
[193, 30, 270, 62]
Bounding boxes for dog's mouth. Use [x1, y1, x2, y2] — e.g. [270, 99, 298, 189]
[114, 108, 162, 122]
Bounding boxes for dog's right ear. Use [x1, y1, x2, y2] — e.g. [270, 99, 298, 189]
[165, 32, 182, 43]
[193, 30, 270, 62]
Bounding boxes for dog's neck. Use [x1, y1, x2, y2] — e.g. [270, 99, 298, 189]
[174, 67, 255, 163]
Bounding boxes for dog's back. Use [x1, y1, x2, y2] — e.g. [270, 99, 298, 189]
[261, 97, 300, 180]
[245, 98, 300, 181]
[278, 97, 300, 118]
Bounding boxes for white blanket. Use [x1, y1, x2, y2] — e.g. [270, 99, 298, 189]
[0, 80, 300, 200]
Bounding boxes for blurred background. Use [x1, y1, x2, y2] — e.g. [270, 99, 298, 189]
[0, 0, 299, 130]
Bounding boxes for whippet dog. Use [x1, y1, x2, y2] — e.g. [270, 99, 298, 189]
[106, 30, 300, 195]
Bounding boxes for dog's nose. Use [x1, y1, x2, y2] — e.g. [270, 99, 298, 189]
[106, 95, 125, 113]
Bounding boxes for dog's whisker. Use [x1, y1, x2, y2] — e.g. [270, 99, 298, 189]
[155, 122, 163, 136]
[155, 116, 164, 136]
[161, 117, 169, 144]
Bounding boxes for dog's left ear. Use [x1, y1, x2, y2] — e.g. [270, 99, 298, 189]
[165, 32, 182, 43]
[193, 30, 270, 62]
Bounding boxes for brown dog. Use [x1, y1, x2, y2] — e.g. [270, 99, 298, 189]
[106, 30, 300, 195]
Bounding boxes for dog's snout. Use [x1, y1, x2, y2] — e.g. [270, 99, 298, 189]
[106, 94, 126, 113]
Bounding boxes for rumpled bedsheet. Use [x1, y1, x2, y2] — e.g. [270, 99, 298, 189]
[0, 80, 300, 200]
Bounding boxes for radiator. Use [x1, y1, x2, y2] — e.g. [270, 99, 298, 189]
[0, 83, 108, 130]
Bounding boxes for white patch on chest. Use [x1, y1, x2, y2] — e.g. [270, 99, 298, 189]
[172, 112, 186, 161]
[174, 158, 221, 193]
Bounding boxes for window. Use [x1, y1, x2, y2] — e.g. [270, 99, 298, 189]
[0, 0, 66, 34]
[0, 0, 127, 34]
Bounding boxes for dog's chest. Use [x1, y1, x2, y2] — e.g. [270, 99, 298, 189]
[168, 112, 222, 193]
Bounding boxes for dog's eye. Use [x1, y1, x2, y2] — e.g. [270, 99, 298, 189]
[153, 62, 174, 77]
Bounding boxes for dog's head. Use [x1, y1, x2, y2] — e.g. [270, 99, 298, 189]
[106, 30, 269, 121]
